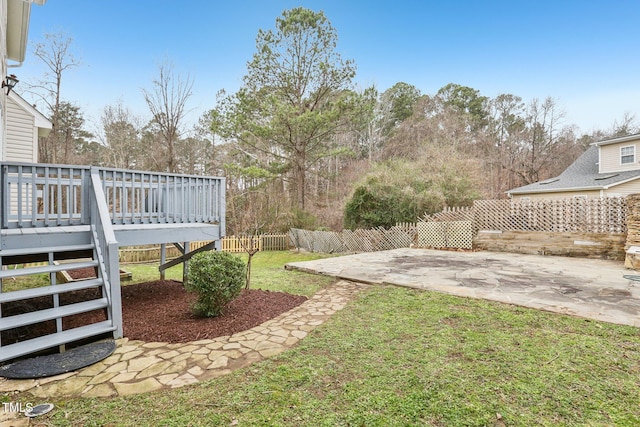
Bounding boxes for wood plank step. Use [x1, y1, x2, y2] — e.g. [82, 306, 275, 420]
[0, 243, 95, 258]
[0, 320, 116, 363]
[0, 278, 104, 304]
[0, 297, 109, 331]
[0, 260, 98, 279]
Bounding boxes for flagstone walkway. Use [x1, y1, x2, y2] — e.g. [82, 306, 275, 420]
[0, 281, 365, 400]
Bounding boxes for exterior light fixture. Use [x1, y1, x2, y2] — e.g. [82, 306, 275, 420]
[2, 74, 19, 95]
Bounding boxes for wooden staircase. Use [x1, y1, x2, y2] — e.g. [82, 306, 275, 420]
[0, 228, 118, 362]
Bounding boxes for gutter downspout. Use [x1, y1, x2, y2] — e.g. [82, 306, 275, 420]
[6, 0, 47, 68]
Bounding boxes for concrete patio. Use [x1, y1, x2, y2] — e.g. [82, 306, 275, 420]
[286, 248, 640, 327]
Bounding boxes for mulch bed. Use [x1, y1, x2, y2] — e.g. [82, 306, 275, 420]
[1, 280, 308, 345]
[118, 280, 307, 342]
[66, 267, 99, 280]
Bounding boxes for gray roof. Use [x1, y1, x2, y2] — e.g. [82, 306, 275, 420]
[507, 145, 640, 195]
[593, 132, 640, 147]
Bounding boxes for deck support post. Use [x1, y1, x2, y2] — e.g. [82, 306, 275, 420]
[182, 242, 190, 285]
[160, 244, 166, 280]
[49, 252, 65, 353]
[159, 241, 216, 275]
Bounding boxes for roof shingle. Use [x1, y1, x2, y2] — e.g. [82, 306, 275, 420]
[508, 145, 640, 195]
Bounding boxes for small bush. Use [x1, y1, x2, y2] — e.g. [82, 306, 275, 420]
[185, 251, 246, 317]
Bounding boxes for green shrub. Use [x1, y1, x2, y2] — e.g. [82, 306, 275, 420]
[343, 178, 445, 229]
[185, 251, 246, 317]
[343, 158, 480, 230]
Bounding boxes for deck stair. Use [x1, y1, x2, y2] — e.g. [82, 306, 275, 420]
[1, 242, 94, 266]
[0, 231, 117, 362]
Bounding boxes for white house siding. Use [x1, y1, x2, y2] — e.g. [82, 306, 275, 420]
[606, 179, 640, 197]
[599, 140, 640, 173]
[512, 190, 602, 200]
[5, 94, 43, 221]
[6, 95, 37, 162]
[1, 0, 7, 160]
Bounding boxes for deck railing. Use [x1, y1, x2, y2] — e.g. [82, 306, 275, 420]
[0, 162, 226, 230]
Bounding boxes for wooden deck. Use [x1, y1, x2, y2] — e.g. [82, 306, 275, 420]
[0, 162, 226, 362]
[1, 222, 222, 249]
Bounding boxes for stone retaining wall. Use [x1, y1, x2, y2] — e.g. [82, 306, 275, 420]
[474, 230, 626, 261]
[624, 194, 640, 268]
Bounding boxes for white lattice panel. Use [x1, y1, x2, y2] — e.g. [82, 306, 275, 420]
[417, 221, 473, 249]
[289, 226, 417, 253]
[473, 198, 626, 234]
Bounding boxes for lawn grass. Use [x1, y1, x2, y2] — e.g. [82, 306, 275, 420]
[123, 250, 335, 297]
[2, 250, 333, 297]
[12, 252, 640, 426]
[0, 270, 50, 292]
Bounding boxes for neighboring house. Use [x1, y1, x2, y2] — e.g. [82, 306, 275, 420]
[507, 133, 640, 200]
[5, 90, 51, 161]
[1, 0, 47, 160]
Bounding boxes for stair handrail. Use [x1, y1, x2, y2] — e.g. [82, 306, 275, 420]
[89, 166, 123, 338]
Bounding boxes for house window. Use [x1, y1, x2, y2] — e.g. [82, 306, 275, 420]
[621, 146, 635, 164]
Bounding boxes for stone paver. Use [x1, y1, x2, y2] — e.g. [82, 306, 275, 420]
[287, 248, 640, 327]
[0, 280, 364, 401]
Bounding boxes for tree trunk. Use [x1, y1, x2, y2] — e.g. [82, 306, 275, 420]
[246, 251, 254, 290]
[293, 149, 306, 210]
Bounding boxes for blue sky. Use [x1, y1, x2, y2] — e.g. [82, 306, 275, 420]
[18, 0, 640, 136]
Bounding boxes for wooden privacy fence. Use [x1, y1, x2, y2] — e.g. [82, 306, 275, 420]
[289, 225, 417, 254]
[119, 234, 291, 263]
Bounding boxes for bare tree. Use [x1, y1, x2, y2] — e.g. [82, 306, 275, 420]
[98, 100, 143, 169]
[175, 112, 216, 175]
[142, 60, 193, 173]
[225, 169, 287, 289]
[515, 97, 568, 184]
[483, 93, 527, 197]
[611, 112, 639, 137]
[28, 32, 80, 163]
